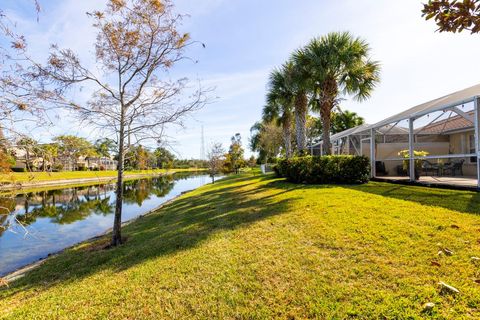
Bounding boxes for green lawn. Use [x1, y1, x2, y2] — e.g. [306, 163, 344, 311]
[0, 168, 204, 183]
[1, 174, 480, 319]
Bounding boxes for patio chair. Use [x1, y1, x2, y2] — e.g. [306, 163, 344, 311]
[396, 165, 407, 176]
[375, 161, 388, 176]
[443, 159, 464, 176]
[422, 160, 439, 176]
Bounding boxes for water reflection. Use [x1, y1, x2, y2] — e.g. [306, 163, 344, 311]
[0, 173, 209, 276]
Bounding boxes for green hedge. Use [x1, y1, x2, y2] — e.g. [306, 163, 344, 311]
[274, 155, 370, 184]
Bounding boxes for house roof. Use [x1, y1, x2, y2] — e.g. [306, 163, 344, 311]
[376, 124, 409, 135]
[417, 110, 474, 135]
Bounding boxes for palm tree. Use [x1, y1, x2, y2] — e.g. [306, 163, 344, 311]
[331, 110, 365, 134]
[263, 68, 294, 158]
[294, 32, 380, 155]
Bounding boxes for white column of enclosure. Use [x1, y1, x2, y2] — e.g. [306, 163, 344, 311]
[370, 128, 375, 178]
[408, 118, 415, 182]
[475, 97, 480, 189]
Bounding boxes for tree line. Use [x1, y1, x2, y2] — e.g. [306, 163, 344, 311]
[1, 134, 209, 172]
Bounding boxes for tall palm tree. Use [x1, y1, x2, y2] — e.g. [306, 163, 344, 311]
[263, 68, 294, 158]
[294, 32, 380, 155]
[282, 61, 310, 154]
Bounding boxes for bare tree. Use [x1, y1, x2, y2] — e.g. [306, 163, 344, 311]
[207, 143, 224, 183]
[33, 0, 209, 246]
[0, 1, 52, 139]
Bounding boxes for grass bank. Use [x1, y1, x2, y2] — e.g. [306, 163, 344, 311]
[0, 168, 204, 183]
[1, 174, 480, 319]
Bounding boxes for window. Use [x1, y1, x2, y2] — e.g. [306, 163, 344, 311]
[469, 134, 477, 163]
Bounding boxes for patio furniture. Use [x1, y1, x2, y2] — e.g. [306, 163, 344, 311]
[396, 164, 407, 176]
[375, 161, 388, 176]
[422, 160, 439, 176]
[443, 159, 464, 176]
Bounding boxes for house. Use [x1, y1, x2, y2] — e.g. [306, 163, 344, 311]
[9, 147, 48, 171]
[311, 83, 480, 189]
[81, 156, 118, 171]
[61, 156, 118, 171]
[9, 147, 118, 171]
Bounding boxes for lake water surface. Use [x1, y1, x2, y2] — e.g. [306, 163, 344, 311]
[0, 173, 212, 276]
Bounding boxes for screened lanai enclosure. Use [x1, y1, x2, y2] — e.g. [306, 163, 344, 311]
[310, 84, 480, 189]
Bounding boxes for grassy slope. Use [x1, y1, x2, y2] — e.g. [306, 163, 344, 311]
[0, 168, 204, 183]
[1, 174, 480, 319]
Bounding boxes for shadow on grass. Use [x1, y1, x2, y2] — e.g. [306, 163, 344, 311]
[341, 181, 480, 215]
[1, 174, 298, 298]
[255, 175, 480, 215]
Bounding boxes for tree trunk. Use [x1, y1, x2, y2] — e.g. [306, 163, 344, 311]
[318, 78, 338, 156]
[111, 123, 125, 246]
[26, 150, 30, 172]
[283, 115, 292, 158]
[320, 105, 332, 155]
[294, 92, 308, 153]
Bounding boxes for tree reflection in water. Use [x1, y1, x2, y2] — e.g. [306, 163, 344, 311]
[123, 175, 174, 205]
[0, 175, 178, 232]
[0, 197, 16, 238]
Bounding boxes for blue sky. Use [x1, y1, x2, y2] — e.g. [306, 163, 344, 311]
[3, 0, 480, 158]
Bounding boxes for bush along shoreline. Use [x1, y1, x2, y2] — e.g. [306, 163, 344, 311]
[274, 155, 370, 184]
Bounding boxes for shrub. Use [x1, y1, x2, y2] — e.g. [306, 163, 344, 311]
[274, 155, 370, 184]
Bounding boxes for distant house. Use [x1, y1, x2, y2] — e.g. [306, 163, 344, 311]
[80, 156, 118, 171]
[59, 156, 118, 171]
[9, 147, 47, 171]
[9, 147, 117, 171]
